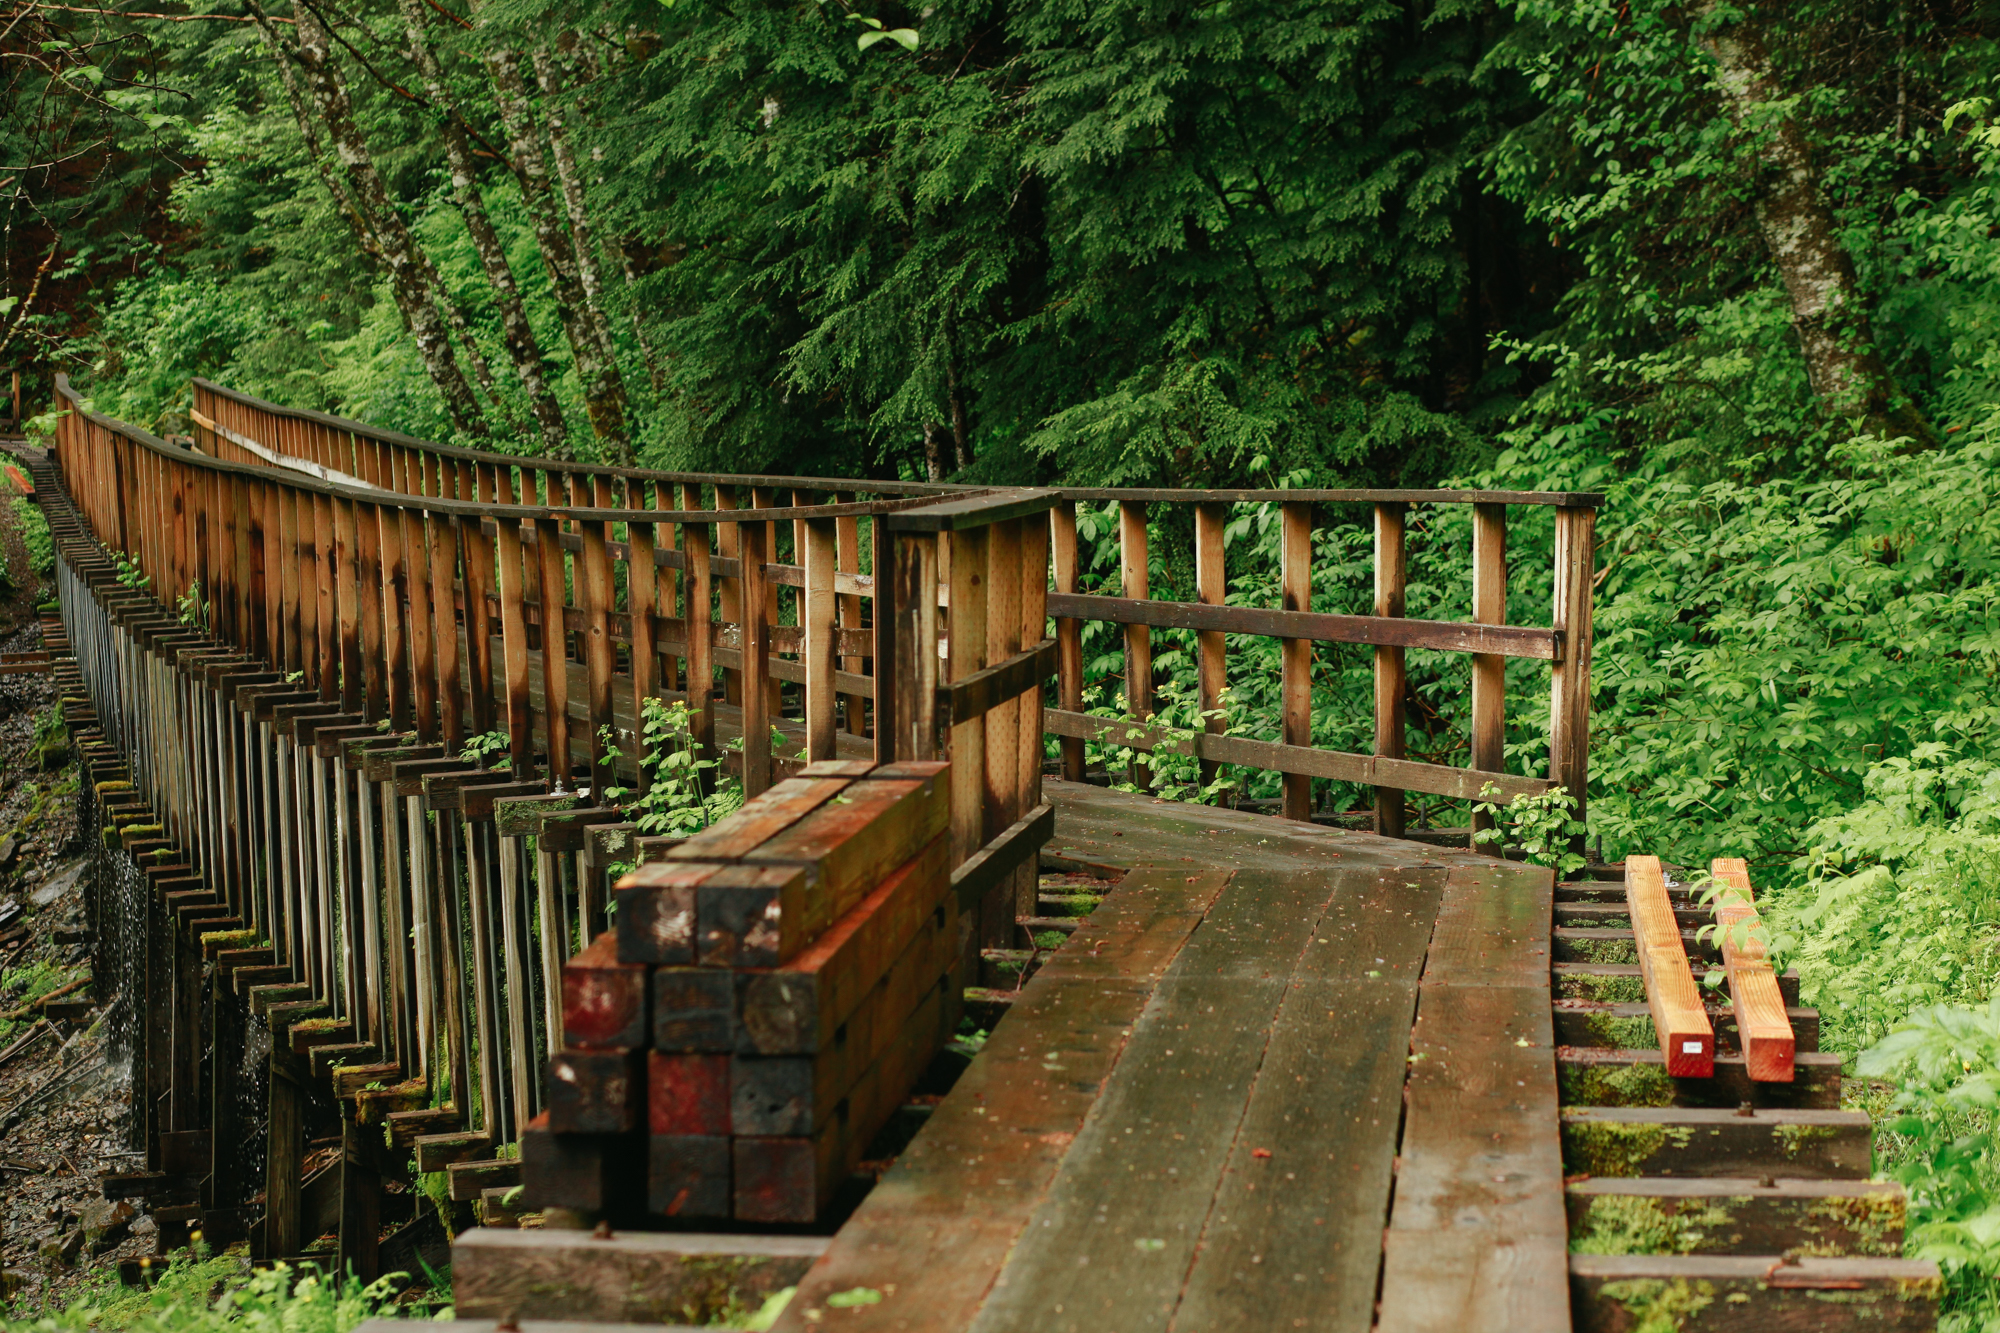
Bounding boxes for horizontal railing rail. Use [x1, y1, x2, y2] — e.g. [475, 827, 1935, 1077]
[175, 379, 1600, 843]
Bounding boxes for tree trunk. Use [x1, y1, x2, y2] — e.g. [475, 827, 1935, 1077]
[397, 0, 572, 457]
[284, 2, 489, 437]
[473, 26, 633, 462]
[920, 421, 946, 482]
[533, 47, 633, 464]
[945, 322, 972, 471]
[1695, 2, 1933, 445]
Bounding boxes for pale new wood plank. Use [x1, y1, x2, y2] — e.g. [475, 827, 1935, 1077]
[1627, 854, 1714, 1078]
[1710, 856, 1796, 1083]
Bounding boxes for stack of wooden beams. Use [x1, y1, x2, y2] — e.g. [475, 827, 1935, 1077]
[521, 758, 957, 1224]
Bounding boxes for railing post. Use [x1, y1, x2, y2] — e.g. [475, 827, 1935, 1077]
[983, 517, 1023, 945]
[1373, 502, 1407, 838]
[949, 525, 989, 873]
[1281, 501, 1313, 822]
[738, 515, 772, 797]
[1549, 504, 1597, 844]
[681, 485, 716, 765]
[803, 515, 838, 762]
[1469, 502, 1507, 852]
[836, 498, 867, 738]
[1194, 501, 1228, 792]
[1050, 500, 1084, 782]
[1119, 501, 1150, 789]
[535, 516, 571, 786]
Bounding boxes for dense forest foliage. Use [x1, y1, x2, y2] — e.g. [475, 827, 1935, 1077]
[11, 0, 2000, 1319]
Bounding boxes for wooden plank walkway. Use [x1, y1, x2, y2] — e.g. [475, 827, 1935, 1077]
[774, 780, 1563, 1333]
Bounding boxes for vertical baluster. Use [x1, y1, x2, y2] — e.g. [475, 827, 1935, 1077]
[627, 516, 659, 786]
[1050, 501, 1083, 782]
[803, 515, 838, 762]
[405, 505, 438, 742]
[948, 524, 988, 871]
[380, 497, 411, 732]
[1469, 502, 1508, 851]
[1015, 513, 1048, 920]
[983, 517, 1022, 946]
[536, 517, 572, 786]
[463, 466, 498, 737]
[493, 470, 534, 779]
[681, 483, 715, 763]
[738, 515, 772, 796]
[1119, 501, 1150, 788]
[429, 511, 465, 751]
[1373, 502, 1407, 838]
[1195, 501, 1228, 793]
[1280, 500, 1313, 822]
[716, 485, 741, 706]
[579, 478, 616, 779]
[836, 498, 866, 737]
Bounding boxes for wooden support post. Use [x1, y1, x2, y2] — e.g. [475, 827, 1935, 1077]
[1280, 501, 1313, 822]
[627, 520, 659, 787]
[716, 485, 742, 707]
[803, 517, 837, 762]
[428, 512, 464, 751]
[982, 518, 1022, 947]
[339, 1116, 381, 1282]
[948, 525, 988, 873]
[1118, 501, 1150, 790]
[1470, 502, 1507, 851]
[1050, 501, 1083, 783]
[1016, 513, 1048, 921]
[263, 1060, 303, 1259]
[1550, 504, 1597, 841]
[1373, 502, 1407, 838]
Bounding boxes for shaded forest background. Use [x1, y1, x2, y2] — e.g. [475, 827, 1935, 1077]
[14, 0, 2000, 1317]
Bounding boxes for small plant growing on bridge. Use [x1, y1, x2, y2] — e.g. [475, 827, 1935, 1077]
[176, 578, 208, 631]
[1472, 784, 1587, 876]
[460, 729, 512, 770]
[112, 550, 149, 592]
[1076, 677, 1240, 806]
[599, 698, 743, 840]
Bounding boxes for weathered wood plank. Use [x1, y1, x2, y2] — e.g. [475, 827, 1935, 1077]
[1378, 859, 1566, 1333]
[771, 867, 1228, 1333]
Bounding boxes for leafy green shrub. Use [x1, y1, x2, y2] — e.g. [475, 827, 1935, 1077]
[601, 698, 744, 838]
[0, 1255, 414, 1333]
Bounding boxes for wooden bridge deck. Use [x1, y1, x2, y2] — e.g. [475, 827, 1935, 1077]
[774, 780, 1563, 1333]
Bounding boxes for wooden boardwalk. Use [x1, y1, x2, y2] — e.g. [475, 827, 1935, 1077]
[774, 781, 1563, 1333]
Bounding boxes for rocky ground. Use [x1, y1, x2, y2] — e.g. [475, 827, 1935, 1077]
[0, 473, 165, 1314]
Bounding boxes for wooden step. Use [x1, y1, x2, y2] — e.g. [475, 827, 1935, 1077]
[1555, 963, 1800, 1007]
[1560, 1107, 1872, 1179]
[1569, 1254, 1938, 1331]
[1555, 927, 1716, 965]
[1558, 1047, 1840, 1109]
[1553, 1000, 1819, 1053]
[1555, 902, 1709, 930]
[1566, 1177, 1904, 1256]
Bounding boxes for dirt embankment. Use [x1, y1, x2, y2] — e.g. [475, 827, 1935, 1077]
[0, 470, 159, 1310]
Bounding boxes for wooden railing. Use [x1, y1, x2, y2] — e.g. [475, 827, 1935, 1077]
[184, 380, 1599, 843]
[1045, 488, 1600, 839]
[45, 377, 1054, 1261]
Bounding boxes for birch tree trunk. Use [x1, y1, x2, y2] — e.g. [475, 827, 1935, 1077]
[285, 1, 489, 437]
[397, 0, 572, 457]
[533, 47, 632, 464]
[474, 27, 633, 461]
[1696, 2, 1933, 445]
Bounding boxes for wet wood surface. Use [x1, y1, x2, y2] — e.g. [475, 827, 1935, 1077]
[775, 780, 1559, 1333]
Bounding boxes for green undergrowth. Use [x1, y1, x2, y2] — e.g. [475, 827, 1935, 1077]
[0, 1251, 428, 1332]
